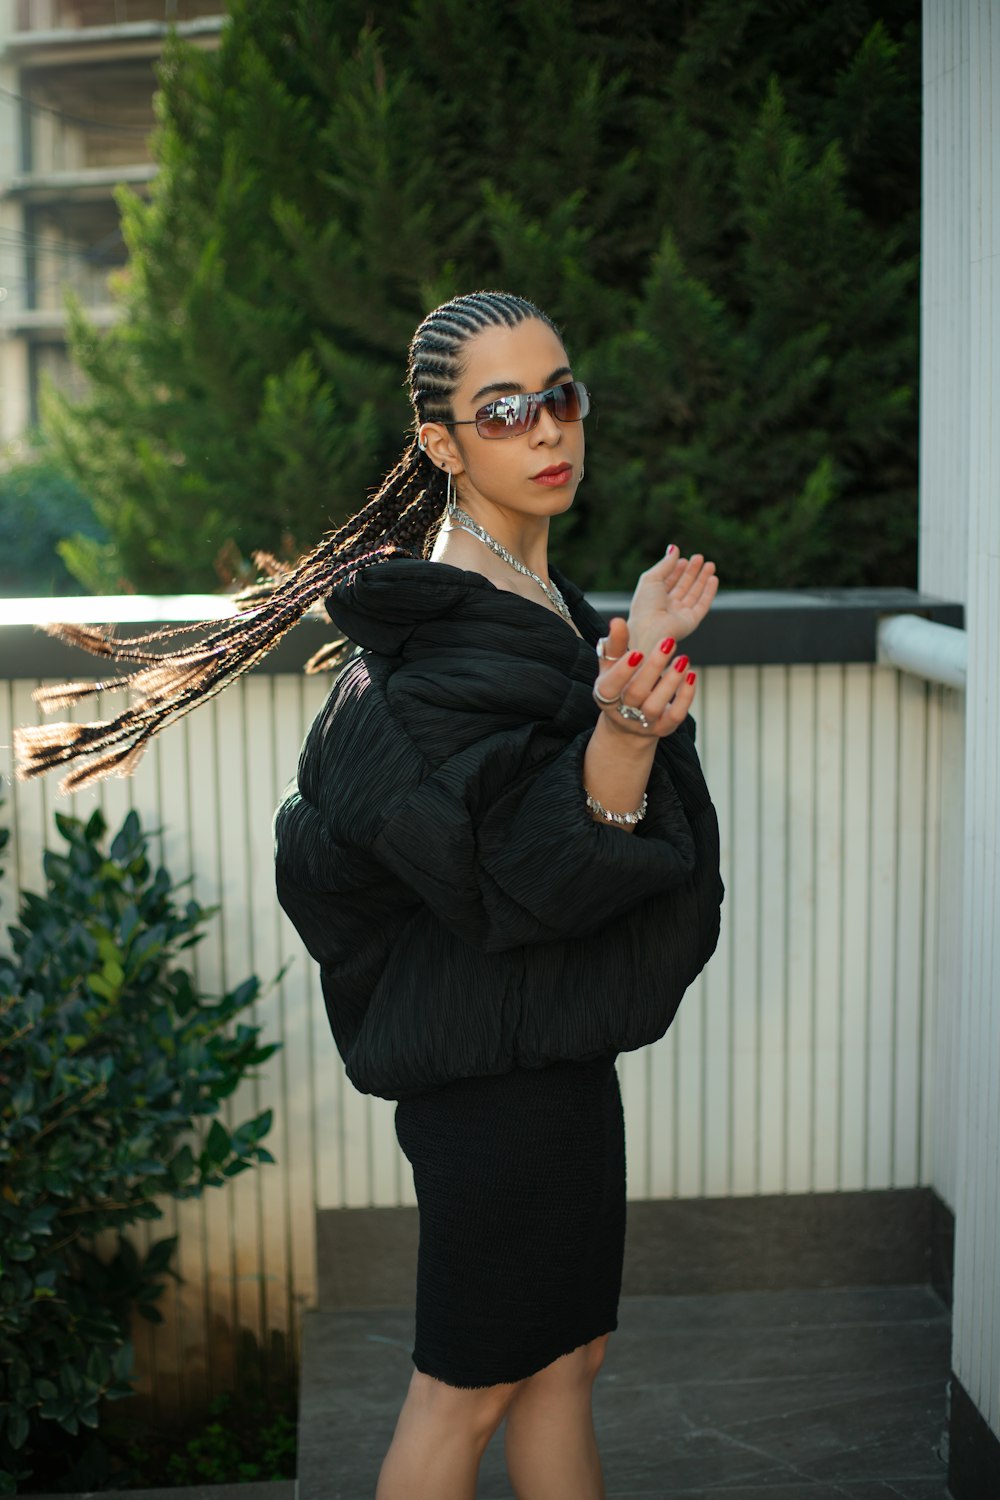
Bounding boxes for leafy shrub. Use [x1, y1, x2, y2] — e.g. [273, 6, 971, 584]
[0, 445, 109, 597]
[159, 1391, 296, 1486]
[0, 806, 280, 1495]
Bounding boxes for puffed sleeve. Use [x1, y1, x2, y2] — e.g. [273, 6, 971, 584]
[294, 653, 705, 954]
[372, 722, 699, 951]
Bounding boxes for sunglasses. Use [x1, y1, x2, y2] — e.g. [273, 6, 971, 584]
[449, 379, 591, 440]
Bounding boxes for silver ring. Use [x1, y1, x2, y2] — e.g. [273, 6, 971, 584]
[616, 702, 650, 729]
[597, 639, 623, 662]
[592, 684, 622, 707]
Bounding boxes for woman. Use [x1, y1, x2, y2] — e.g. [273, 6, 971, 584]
[15, 290, 723, 1500]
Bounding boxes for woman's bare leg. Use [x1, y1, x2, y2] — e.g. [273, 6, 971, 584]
[502, 1333, 610, 1500]
[375, 1367, 522, 1500]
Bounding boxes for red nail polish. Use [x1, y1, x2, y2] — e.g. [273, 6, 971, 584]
[658, 637, 676, 654]
[673, 654, 690, 673]
[687, 671, 697, 686]
[628, 650, 644, 666]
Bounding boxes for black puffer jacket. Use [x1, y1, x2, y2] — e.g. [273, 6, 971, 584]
[274, 555, 724, 1100]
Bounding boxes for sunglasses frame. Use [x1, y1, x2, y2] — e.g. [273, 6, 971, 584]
[445, 379, 591, 440]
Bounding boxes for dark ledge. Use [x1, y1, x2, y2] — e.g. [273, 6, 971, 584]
[0, 588, 964, 679]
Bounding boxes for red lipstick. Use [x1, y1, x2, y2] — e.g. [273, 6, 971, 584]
[531, 462, 573, 487]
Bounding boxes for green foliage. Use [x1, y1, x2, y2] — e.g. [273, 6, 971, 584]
[0, 806, 280, 1495]
[158, 1391, 296, 1486]
[42, 0, 920, 591]
[0, 445, 110, 597]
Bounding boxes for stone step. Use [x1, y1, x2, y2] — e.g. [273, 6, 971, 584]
[297, 1287, 951, 1499]
[314, 1186, 952, 1310]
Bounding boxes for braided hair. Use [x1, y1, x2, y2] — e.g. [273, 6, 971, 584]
[14, 291, 562, 793]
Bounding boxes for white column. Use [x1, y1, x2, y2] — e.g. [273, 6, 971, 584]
[950, 0, 1000, 1440]
[919, 0, 971, 1219]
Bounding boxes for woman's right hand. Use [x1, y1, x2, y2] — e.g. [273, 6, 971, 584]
[592, 617, 696, 741]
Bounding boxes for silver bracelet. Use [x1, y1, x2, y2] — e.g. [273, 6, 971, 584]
[584, 789, 648, 827]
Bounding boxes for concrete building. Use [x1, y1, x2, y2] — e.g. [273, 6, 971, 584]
[0, 0, 224, 449]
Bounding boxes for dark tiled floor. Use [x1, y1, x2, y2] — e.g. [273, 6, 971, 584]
[298, 1285, 952, 1499]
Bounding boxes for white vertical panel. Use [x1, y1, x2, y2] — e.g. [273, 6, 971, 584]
[813, 666, 845, 1191]
[672, 970, 705, 1199]
[931, 692, 967, 1210]
[619, 1023, 653, 1200]
[786, 665, 816, 1193]
[698, 666, 733, 1198]
[729, 668, 760, 1193]
[671, 680, 712, 1198]
[243, 675, 306, 1358]
[148, 710, 210, 1413]
[215, 681, 268, 1368]
[840, 665, 872, 1189]
[758, 666, 789, 1193]
[867, 668, 899, 1189]
[920, 689, 943, 1193]
[894, 673, 928, 1186]
[184, 697, 235, 1396]
[647, 1002, 678, 1200]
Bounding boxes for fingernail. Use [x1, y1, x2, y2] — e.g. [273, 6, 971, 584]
[673, 654, 690, 673]
[687, 671, 697, 685]
[658, 637, 676, 654]
[666, 543, 677, 555]
[628, 650, 644, 666]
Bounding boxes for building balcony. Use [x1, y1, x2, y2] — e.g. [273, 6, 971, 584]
[1, 160, 156, 200]
[0, 299, 118, 333]
[3, 10, 225, 66]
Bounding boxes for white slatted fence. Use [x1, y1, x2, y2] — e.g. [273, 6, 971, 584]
[0, 659, 954, 1415]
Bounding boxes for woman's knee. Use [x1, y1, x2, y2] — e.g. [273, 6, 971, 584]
[520, 1332, 611, 1393]
[406, 1368, 523, 1444]
[585, 1331, 611, 1378]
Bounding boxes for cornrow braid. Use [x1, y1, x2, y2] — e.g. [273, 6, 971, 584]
[14, 290, 561, 793]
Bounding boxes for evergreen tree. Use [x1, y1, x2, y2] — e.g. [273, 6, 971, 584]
[44, 0, 920, 593]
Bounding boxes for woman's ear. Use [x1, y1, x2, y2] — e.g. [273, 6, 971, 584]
[419, 421, 460, 474]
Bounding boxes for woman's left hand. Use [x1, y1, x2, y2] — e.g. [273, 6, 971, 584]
[626, 546, 718, 652]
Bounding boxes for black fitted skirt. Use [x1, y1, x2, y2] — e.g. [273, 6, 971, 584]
[393, 1051, 626, 1388]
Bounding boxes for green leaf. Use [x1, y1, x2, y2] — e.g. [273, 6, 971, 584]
[205, 1118, 231, 1164]
[5, 1408, 28, 1451]
[110, 810, 142, 861]
[84, 808, 107, 843]
[169, 1144, 196, 1184]
[143, 1235, 178, 1274]
[86, 972, 117, 1001]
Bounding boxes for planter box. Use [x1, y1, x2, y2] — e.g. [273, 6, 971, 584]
[30, 1484, 296, 1500]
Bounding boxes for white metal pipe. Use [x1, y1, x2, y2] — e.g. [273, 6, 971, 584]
[877, 613, 967, 690]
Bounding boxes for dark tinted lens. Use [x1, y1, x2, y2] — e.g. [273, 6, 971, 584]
[476, 393, 531, 438]
[551, 380, 589, 422]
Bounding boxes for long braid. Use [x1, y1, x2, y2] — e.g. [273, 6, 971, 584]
[14, 291, 561, 793]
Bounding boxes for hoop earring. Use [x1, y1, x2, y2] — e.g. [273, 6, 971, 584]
[446, 468, 456, 514]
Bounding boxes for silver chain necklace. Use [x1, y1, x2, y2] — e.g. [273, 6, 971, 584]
[446, 501, 574, 625]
